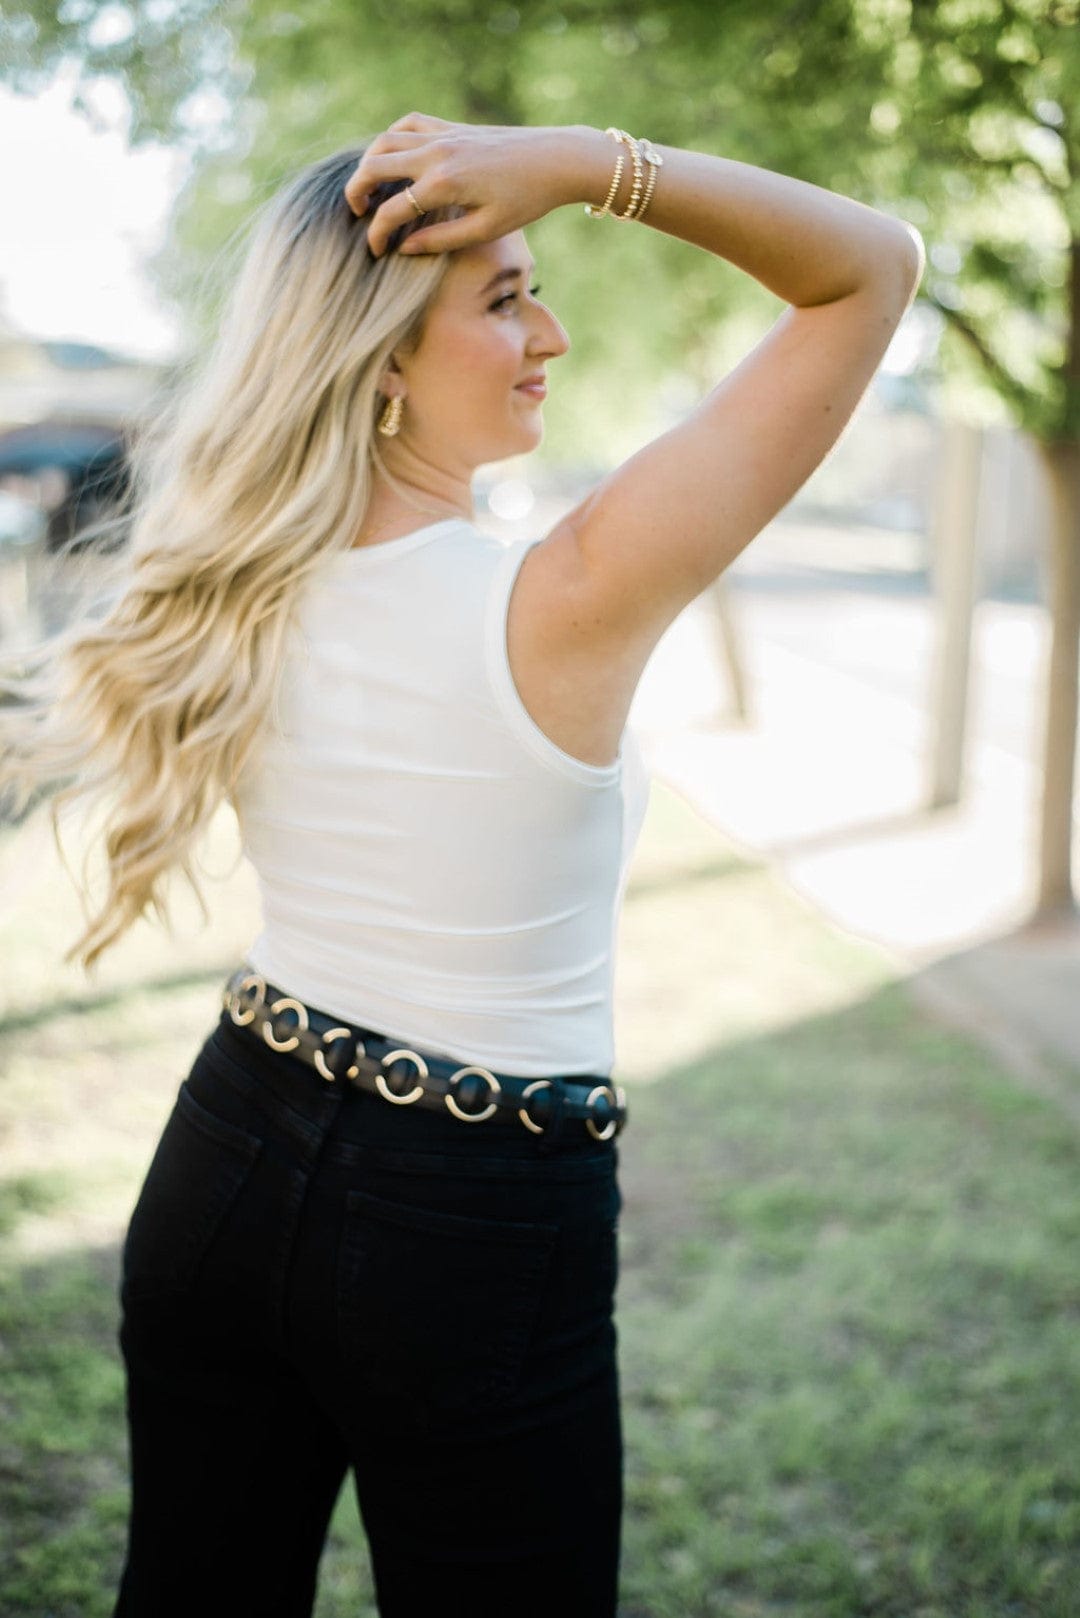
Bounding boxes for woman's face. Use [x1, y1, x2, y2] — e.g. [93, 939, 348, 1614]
[387, 231, 570, 470]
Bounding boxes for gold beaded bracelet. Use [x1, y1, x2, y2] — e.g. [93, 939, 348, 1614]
[633, 138, 663, 222]
[583, 128, 626, 219]
[584, 126, 664, 224]
[615, 129, 644, 220]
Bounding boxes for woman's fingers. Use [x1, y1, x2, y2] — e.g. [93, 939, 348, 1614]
[398, 210, 493, 256]
[343, 133, 431, 216]
[365, 189, 427, 257]
[362, 170, 456, 256]
[387, 110, 453, 132]
[342, 112, 526, 256]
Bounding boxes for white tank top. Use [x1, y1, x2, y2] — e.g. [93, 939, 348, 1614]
[233, 518, 651, 1078]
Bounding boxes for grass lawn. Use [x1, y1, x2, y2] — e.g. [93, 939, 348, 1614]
[1, 780, 1078, 1615]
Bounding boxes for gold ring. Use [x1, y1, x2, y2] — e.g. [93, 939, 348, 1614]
[585, 1083, 619, 1141]
[262, 996, 309, 1052]
[376, 1048, 427, 1104]
[445, 1065, 501, 1123]
[229, 972, 266, 1027]
[313, 1027, 363, 1083]
[404, 185, 425, 216]
[517, 1079, 552, 1135]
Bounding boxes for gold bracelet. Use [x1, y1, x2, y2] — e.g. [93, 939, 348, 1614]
[612, 129, 644, 221]
[583, 126, 662, 223]
[584, 127, 626, 218]
[632, 138, 663, 223]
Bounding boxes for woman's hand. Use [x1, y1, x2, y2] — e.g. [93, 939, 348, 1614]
[344, 112, 576, 257]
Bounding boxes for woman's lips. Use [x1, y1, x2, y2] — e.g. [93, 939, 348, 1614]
[515, 383, 547, 399]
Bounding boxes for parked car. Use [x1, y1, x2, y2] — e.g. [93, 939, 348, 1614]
[0, 419, 132, 556]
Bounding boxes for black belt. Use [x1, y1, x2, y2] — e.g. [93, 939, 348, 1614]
[220, 966, 628, 1140]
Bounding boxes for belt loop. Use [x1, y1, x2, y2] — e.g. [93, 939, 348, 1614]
[536, 1079, 568, 1155]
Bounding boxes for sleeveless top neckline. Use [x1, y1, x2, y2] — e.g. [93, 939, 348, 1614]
[325, 517, 470, 565]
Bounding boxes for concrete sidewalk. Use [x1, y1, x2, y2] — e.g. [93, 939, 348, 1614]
[629, 527, 1080, 1090]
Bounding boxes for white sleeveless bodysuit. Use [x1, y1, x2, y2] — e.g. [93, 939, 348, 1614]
[232, 519, 651, 1078]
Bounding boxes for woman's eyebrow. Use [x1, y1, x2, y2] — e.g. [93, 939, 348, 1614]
[478, 263, 537, 296]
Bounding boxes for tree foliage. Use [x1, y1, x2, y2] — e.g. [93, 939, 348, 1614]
[2, 0, 1078, 454]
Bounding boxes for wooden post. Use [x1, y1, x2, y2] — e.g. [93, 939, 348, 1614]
[703, 574, 752, 725]
[1033, 437, 1080, 916]
[927, 418, 983, 809]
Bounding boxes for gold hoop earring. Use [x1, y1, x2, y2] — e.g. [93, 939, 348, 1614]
[377, 395, 404, 436]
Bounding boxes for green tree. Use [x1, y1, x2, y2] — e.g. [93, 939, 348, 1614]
[757, 0, 1080, 913]
[0, 2, 822, 461]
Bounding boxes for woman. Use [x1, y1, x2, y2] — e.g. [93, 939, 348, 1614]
[0, 114, 921, 1616]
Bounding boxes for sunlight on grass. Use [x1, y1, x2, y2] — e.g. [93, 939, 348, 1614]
[615, 785, 898, 1084]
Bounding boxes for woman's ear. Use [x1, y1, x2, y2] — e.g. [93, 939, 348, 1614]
[377, 356, 403, 397]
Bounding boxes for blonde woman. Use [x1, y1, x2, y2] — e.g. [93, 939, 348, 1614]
[1, 113, 921, 1616]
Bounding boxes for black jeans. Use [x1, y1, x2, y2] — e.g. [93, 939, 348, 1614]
[113, 1010, 624, 1617]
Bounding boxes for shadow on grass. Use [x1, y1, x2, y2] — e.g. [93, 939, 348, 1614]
[1, 961, 242, 1039]
[3, 975, 1080, 1617]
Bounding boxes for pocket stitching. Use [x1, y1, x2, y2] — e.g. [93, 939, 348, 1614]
[122, 1096, 263, 1302]
[202, 1025, 270, 1095]
[344, 1185, 559, 1245]
[176, 1078, 263, 1161]
[336, 1192, 558, 1426]
[328, 1141, 616, 1183]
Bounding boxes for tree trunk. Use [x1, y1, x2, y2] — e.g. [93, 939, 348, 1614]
[1032, 436, 1080, 917]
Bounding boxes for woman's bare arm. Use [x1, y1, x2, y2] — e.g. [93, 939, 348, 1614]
[525, 127, 924, 658]
[346, 116, 923, 709]
[563, 125, 923, 306]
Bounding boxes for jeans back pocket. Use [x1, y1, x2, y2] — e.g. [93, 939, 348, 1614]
[121, 1080, 264, 1303]
[336, 1186, 558, 1432]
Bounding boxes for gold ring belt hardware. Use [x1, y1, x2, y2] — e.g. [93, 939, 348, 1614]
[585, 1083, 621, 1141]
[223, 975, 625, 1136]
[445, 1064, 502, 1122]
[226, 971, 267, 1026]
[518, 1078, 553, 1135]
[313, 1027, 364, 1082]
[262, 996, 310, 1053]
[375, 1048, 428, 1105]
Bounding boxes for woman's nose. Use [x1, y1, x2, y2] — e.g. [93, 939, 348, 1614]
[534, 307, 570, 358]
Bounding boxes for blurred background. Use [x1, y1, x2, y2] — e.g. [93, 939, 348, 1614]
[2, 3, 1079, 1615]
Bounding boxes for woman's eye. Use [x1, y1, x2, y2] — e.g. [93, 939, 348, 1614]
[492, 284, 543, 310]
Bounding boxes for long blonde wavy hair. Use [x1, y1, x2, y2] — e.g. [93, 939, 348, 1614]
[0, 142, 464, 973]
